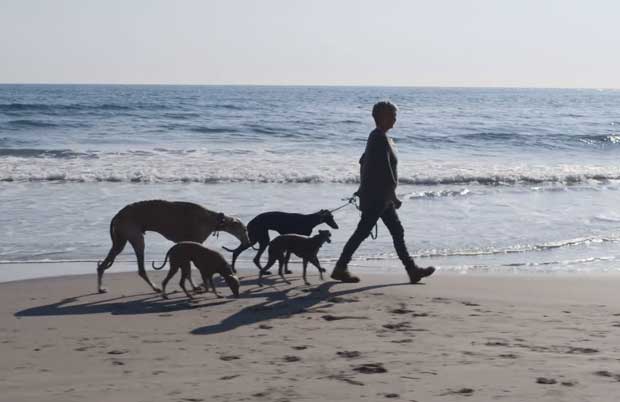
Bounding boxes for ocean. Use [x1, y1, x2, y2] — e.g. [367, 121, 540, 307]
[1, 84, 620, 281]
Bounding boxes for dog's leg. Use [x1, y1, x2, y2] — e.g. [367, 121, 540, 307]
[179, 262, 193, 299]
[309, 256, 324, 281]
[302, 259, 310, 285]
[209, 275, 221, 298]
[128, 234, 162, 293]
[161, 263, 179, 299]
[198, 267, 211, 293]
[278, 255, 290, 284]
[258, 248, 278, 287]
[284, 250, 293, 275]
[253, 236, 270, 272]
[97, 236, 127, 293]
[187, 264, 202, 293]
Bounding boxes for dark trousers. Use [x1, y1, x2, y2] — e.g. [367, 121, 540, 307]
[336, 203, 413, 267]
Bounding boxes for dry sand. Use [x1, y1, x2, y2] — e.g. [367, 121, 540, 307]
[2, 268, 620, 402]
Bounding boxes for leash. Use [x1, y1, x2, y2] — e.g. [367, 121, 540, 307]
[329, 196, 358, 213]
[331, 194, 379, 240]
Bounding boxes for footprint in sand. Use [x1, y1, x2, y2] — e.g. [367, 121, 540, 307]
[107, 349, 129, 355]
[353, 363, 387, 374]
[327, 373, 365, 386]
[322, 314, 369, 321]
[431, 297, 451, 304]
[536, 377, 557, 385]
[499, 353, 519, 359]
[337, 351, 361, 359]
[219, 374, 240, 380]
[440, 388, 474, 396]
[329, 296, 359, 303]
[485, 341, 510, 347]
[594, 370, 620, 381]
[383, 322, 427, 332]
[283, 355, 301, 362]
[219, 355, 240, 361]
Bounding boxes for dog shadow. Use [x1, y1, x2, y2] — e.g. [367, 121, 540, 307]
[14, 291, 232, 317]
[191, 279, 408, 335]
[12, 274, 283, 318]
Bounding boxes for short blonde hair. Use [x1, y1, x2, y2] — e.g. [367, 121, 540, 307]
[372, 101, 398, 122]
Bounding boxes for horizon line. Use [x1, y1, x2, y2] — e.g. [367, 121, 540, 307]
[0, 82, 618, 91]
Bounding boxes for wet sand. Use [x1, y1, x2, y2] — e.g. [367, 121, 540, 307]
[2, 269, 620, 401]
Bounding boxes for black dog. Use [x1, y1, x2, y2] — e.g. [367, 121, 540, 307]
[223, 210, 338, 273]
[259, 230, 332, 286]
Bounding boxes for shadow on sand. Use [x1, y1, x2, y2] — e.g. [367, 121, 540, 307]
[14, 274, 415, 335]
[14, 291, 232, 317]
[12, 275, 285, 318]
[191, 277, 410, 335]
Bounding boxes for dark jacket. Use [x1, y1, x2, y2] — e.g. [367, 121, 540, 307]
[355, 128, 398, 211]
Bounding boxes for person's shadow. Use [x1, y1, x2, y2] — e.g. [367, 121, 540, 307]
[191, 278, 408, 335]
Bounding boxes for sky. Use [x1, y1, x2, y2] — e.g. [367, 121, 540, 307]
[1, 0, 619, 88]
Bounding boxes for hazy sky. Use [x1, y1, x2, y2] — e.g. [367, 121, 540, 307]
[1, 0, 619, 88]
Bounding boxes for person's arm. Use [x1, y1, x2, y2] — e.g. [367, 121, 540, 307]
[366, 134, 396, 186]
[385, 147, 397, 186]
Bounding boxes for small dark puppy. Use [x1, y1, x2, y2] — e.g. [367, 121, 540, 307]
[259, 230, 331, 286]
[152, 242, 240, 300]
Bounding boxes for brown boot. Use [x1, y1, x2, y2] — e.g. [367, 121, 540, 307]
[331, 264, 360, 283]
[405, 261, 435, 284]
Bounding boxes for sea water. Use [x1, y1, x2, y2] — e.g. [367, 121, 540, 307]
[1, 84, 620, 281]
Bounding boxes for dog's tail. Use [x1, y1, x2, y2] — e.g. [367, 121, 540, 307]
[222, 242, 258, 253]
[152, 247, 172, 270]
[222, 245, 239, 253]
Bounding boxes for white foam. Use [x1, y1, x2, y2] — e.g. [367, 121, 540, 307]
[2, 149, 620, 186]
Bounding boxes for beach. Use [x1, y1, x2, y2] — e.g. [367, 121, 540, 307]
[3, 268, 620, 402]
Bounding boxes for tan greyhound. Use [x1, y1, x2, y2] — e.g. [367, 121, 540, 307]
[97, 200, 249, 293]
[152, 242, 240, 300]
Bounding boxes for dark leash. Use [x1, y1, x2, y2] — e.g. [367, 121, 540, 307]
[330, 195, 378, 240]
[329, 196, 358, 213]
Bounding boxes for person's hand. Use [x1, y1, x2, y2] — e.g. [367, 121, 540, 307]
[393, 197, 402, 209]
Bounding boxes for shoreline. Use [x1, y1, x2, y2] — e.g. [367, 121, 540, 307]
[4, 259, 620, 285]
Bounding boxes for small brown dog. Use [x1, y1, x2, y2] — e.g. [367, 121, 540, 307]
[259, 230, 331, 285]
[152, 242, 240, 299]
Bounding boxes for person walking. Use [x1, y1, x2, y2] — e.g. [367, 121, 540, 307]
[331, 101, 435, 284]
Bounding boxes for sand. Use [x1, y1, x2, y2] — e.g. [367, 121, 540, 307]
[2, 268, 620, 402]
